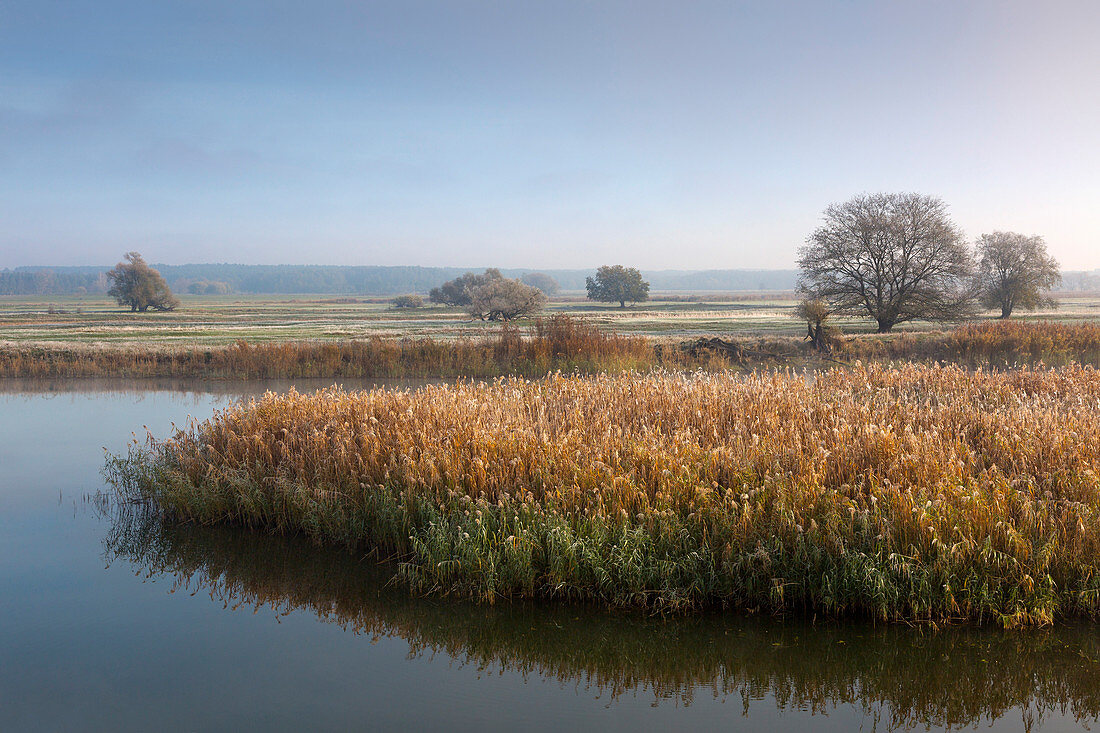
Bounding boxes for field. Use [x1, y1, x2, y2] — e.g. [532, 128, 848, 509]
[110, 364, 1100, 626]
[4, 291, 1100, 346]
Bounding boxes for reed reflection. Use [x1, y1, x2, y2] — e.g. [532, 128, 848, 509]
[100, 500, 1100, 732]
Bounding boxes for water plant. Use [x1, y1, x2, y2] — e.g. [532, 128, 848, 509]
[108, 363, 1100, 625]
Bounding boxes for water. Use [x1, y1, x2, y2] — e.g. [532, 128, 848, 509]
[1, 382, 1098, 732]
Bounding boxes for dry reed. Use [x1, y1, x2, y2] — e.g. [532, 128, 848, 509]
[842, 320, 1100, 366]
[110, 363, 1100, 625]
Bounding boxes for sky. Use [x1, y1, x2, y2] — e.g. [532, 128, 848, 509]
[1, 0, 1098, 271]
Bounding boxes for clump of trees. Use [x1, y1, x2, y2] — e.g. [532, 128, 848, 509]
[187, 279, 232, 295]
[429, 268, 503, 306]
[430, 269, 546, 321]
[585, 265, 650, 307]
[521, 272, 561, 295]
[392, 294, 424, 308]
[975, 232, 1061, 318]
[106, 252, 179, 312]
[798, 193, 1064, 332]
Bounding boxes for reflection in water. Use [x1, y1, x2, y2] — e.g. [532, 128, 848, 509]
[99, 500, 1100, 732]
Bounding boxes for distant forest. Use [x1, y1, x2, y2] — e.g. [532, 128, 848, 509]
[0, 264, 801, 295]
[2, 263, 1099, 296]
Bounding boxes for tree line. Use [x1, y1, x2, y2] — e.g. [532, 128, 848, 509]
[0, 263, 805, 296]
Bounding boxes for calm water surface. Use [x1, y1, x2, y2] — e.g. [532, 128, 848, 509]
[1, 380, 1098, 732]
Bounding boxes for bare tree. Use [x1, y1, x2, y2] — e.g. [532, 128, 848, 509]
[466, 278, 547, 321]
[975, 232, 1061, 318]
[798, 193, 975, 332]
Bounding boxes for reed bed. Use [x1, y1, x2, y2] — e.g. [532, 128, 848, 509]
[110, 363, 1100, 625]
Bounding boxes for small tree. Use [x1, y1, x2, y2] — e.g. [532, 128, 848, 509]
[798, 193, 975, 332]
[975, 232, 1061, 318]
[585, 265, 649, 307]
[392, 294, 424, 308]
[429, 268, 502, 306]
[521, 272, 560, 295]
[466, 278, 547, 321]
[794, 297, 838, 352]
[106, 252, 179, 312]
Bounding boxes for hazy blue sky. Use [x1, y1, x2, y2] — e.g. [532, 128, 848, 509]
[1, 1, 1098, 270]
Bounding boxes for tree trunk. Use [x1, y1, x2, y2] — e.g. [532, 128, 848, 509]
[877, 319, 894, 333]
[807, 323, 830, 352]
[1000, 304, 1012, 319]
[619, 300, 625, 307]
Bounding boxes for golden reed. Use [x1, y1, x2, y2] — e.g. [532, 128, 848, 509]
[111, 363, 1100, 625]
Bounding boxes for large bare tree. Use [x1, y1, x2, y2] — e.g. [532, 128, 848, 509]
[798, 193, 975, 332]
[975, 232, 1060, 318]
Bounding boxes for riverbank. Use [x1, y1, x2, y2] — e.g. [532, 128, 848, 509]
[6, 319, 1100, 379]
[109, 363, 1100, 625]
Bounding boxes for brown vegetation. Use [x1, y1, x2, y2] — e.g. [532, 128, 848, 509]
[3, 319, 1100, 380]
[842, 321, 1100, 365]
[0, 315, 661, 379]
[111, 363, 1100, 624]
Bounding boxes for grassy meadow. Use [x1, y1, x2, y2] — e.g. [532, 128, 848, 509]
[3, 291, 1100, 378]
[4, 290, 1099, 346]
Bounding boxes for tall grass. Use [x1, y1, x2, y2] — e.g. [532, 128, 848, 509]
[109, 363, 1100, 625]
[841, 321, 1100, 366]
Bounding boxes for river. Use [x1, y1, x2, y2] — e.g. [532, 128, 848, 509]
[1, 381, 1097, 731]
